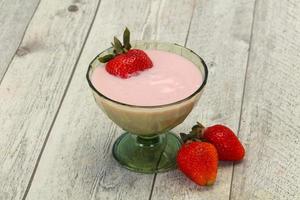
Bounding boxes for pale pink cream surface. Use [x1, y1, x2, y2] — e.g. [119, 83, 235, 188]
[91, 50, 203, 106]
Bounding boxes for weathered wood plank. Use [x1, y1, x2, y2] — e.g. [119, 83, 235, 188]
[0, 0, 40, 81]
[0, 0, 39, 82]
[231, 0, 300, 199]
[25, 0, 196, 199]
[151, 0, 255, 199]
[0, 0, 99, 199]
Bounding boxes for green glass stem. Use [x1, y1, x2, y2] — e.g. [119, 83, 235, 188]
[112, 132, 182, 173]
[136, 135, 163, 147]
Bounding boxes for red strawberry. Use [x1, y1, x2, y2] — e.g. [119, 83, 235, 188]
[106, 49, 153, 78]
[177, 141, 218, 186]
[98, 27, 153, 78]
[187, 123, 245, 161]
[202, 124, 245, 161]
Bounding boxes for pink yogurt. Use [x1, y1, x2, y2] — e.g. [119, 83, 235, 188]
[91, 50, 203, 106]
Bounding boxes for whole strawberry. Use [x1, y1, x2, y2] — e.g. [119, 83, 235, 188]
[177, 140, 218, 186]
[190, 123, 245, 161]
[98, 27, 153, 78]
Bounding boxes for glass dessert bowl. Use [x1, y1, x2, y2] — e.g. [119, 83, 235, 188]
[86, 41, 208, 173]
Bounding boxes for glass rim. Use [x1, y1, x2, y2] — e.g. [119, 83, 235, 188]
[86, 41, 208, 108]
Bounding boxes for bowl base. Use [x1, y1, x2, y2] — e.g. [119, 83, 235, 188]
[112, 132, 182, 173]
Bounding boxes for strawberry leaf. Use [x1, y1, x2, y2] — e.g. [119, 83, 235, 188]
[123, 27, 131, 51]
[114, 36, 124, 54]
[180, 133, 189, 143]
[98, 54, 115, 63]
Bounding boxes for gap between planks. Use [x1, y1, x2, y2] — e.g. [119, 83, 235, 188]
[228, 0, 258, 199]
[0, 0, 42, 86]
[183, 0, 196, 47]
[21, 0, 102, 199]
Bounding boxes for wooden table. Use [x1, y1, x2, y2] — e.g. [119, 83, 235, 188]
[1, 0, 299, 199]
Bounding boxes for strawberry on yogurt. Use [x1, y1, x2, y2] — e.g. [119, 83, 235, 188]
[92, 28, 203, 106]
[92, 49, 203, 106]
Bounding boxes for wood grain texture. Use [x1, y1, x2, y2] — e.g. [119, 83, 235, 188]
[231, 0, 300, 199]
[0, 0, 40, 80]
[151, 0, 255, 199]
[25, 0, 196, 199]
[0, 0, 99, 199]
